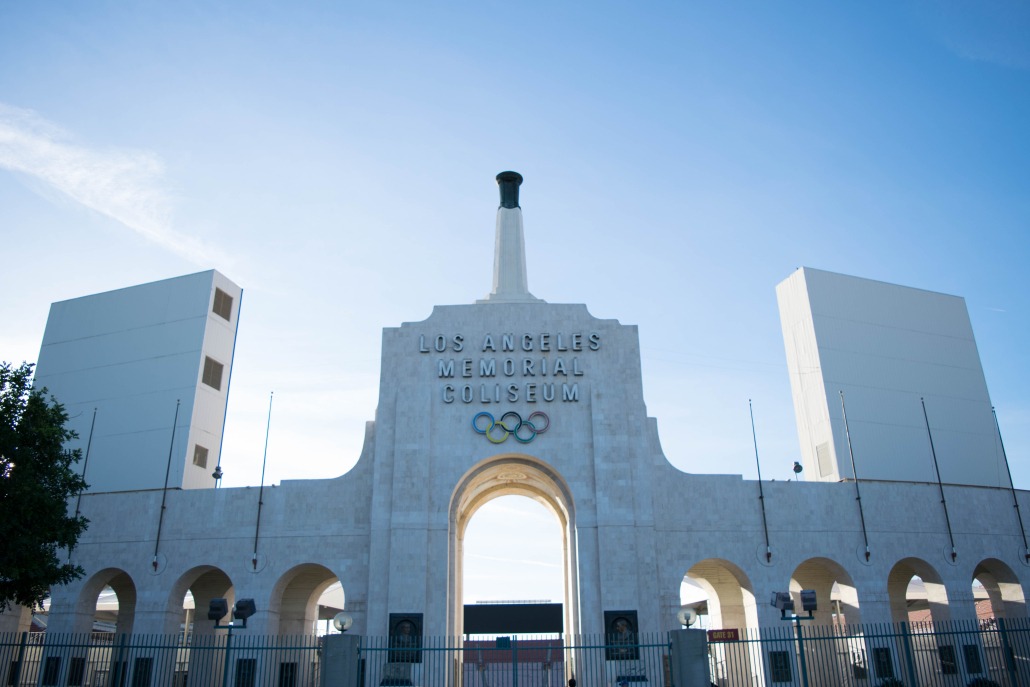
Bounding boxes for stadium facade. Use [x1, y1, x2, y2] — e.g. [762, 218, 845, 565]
[4, 173, 1027, 647]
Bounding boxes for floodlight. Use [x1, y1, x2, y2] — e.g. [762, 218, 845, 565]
[234, 598, 256, 625]
[333, 612, 354, 632]
[793, 462, 803, 474]
[770, 592, 794, 614]
[800, 590, 817, 613]
[208, 598, 229, 622]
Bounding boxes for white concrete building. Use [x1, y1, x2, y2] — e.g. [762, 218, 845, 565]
[10, 174, 1029, 653]
[777, 267, 1005, 487]
[33, 270, 241, 492]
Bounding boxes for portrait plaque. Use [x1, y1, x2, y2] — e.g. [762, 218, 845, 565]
[603, 610, 640, 661]
[388, 613, 423, 664]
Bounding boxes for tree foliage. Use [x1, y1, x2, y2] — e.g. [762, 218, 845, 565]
[0, 362, 88, 612]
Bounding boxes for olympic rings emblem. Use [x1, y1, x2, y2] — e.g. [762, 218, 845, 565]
[472, 411, 550, 444]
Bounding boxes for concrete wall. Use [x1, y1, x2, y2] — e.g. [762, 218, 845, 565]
[777, 267, 1004, 487]
[34, 270, 241, 492]
[40, 299, 1030, 641]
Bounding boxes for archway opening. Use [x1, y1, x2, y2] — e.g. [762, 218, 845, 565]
[683, 559, 760, 687]
[462, 494, 564, 630]
[77, 569, 136, 636]
[887, 558, 950, 626]
[973, 558, 1026, 622]
[167, 566, 234, 636]
[681, 559, 757, 632]
[790, 558, 861, 628]
[315, 582, 347, 635]
[94, 586, 119, 633]
[269, 563, 343, 636]
[450, 455, 577, 639]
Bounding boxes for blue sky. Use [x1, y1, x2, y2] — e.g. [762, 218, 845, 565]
[2, 2, 1029, 604]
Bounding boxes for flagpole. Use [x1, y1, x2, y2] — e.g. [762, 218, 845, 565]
[252, 391, 273, 569]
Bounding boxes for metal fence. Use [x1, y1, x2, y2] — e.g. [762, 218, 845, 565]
[0, 631, 321, 687]
[708, 618, 1030, 687]
[356, 633, 672, 687]
[1, 632, 672, 687]
[8, 622, 1029, 687]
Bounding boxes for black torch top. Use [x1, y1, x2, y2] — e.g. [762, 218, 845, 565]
[496, 171, 523, 209]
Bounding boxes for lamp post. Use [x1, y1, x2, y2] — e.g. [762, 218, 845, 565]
[210, 598, 256, 687]
[332, 612, 354, 633]
[772, 591, 816, 687]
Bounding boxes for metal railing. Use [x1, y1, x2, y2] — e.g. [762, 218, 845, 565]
[0, 631, 321, 687]
[707, 618, 1030, 687]
[9, 622, 1026, 687]
[356, 633, 673, 687]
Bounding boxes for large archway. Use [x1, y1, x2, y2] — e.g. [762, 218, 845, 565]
[165, 566, 235, 636]
[269, 563, 343, 635]
[77, 568, 137, 635]
[449, 454, 578, 637]
[683, 558, 758, 631]
[789, 557, 861, 627]
[973, 558, 1027, 620]
[887, 557, 950, 625]
[462, 494, 564, 605]
[684, 559, 760, 687]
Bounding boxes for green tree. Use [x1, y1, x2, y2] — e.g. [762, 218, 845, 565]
[0, 362, 88, 612]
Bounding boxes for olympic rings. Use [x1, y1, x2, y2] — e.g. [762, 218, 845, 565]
[472, 411, 549, 444]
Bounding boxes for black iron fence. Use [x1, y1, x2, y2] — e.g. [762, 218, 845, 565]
[6, 621, 1030, 687]
[356, 633, 672, 687]
[0, 631, 321, 687]
[707, 618, 1030, 687]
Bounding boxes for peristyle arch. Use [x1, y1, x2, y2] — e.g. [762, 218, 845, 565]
[449, 454, 578, 637]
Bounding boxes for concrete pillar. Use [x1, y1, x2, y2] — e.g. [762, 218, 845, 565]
[669, 629, 711, 687]
[321, 634, 362, 687]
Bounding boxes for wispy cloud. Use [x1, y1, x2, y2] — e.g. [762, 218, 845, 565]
[0, 103, 223, 266]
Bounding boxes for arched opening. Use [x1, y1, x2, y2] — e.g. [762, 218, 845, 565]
[449, 454, 577, 638]
[682, 559, 757, 631]
[683, 559, 759, 686]
[789, 558, 861, 628]
[165, 566, 235, 636]
[269, 564, 344, 635]
[462, 495, 564, 607]
[315, 582, 347, 635]
[75, 569, 136, 636]
[887, 558, 950, 626]
[973, 558, 1027, 622]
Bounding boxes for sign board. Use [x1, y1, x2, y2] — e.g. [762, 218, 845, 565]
[463, 603, 563, 634]
[707, 629, 740, 642]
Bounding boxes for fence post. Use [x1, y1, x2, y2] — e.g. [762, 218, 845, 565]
[794, 619, 810, 687]
[669, 629, 712, 686]
[108, 632, 128, 687]
[320, 634, 361, 687]
[998, 617, 1019, 687]
[9, 631, 28, 687]
[899, 622, 918, 687]
[220, 630, 234, 687]
[512, 635, 518, 687]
